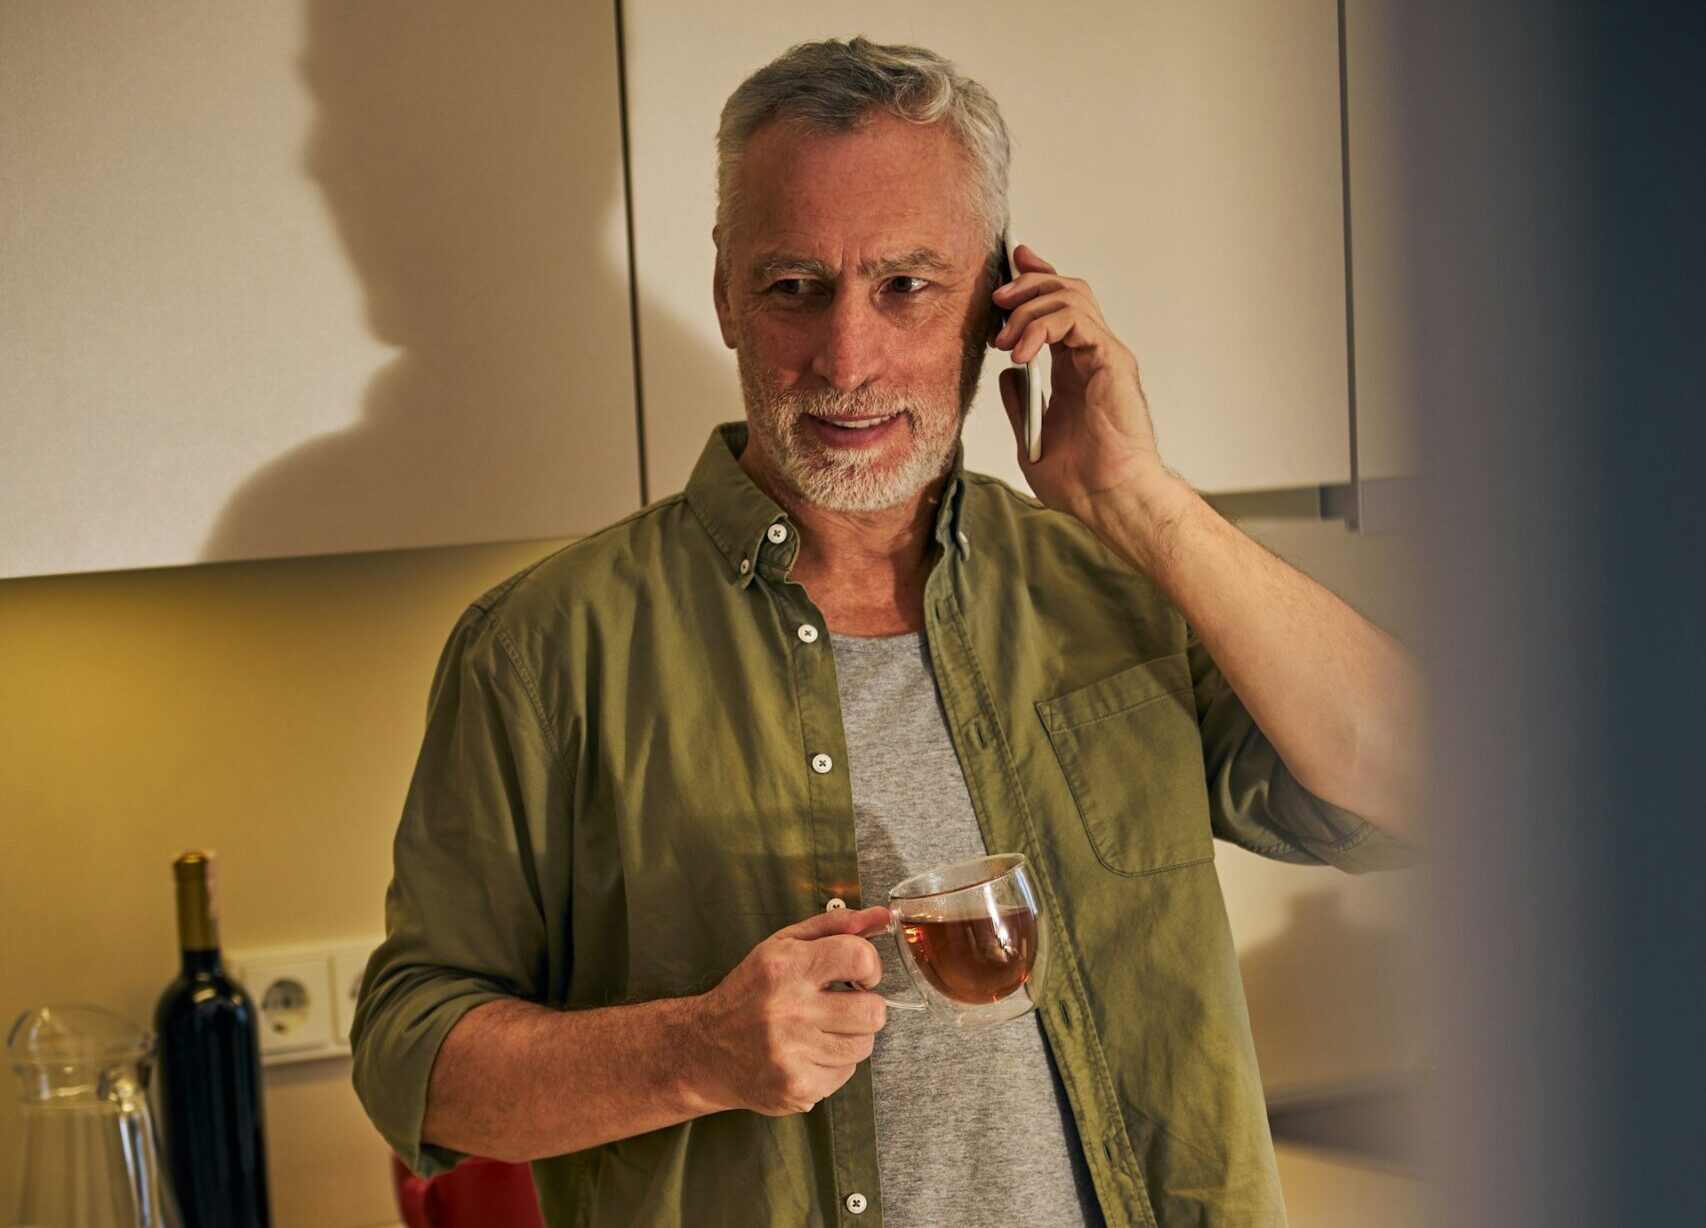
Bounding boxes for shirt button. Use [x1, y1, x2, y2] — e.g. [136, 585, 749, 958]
[797, 624, 819, 643]
[738, 559, 751, 575]
[811, 752, 833, 774]
[845, 1192, 868, 1214]
[767, 524, 788, 543]
[825, 897, 847, 911]
[957, 530, 970, 551]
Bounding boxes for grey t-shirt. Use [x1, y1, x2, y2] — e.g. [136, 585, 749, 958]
[830, 629, 1103, 1228]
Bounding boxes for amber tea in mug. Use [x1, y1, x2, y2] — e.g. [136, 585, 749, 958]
[875, 852, 1049, 1027]
[900, 907, 1038, 1004]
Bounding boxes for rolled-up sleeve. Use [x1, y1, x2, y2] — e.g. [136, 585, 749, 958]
[350, 603, 570, 1176]
[1188, 623, 1418, 874]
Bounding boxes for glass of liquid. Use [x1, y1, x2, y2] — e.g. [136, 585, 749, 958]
[875, 853, 1050, 1029]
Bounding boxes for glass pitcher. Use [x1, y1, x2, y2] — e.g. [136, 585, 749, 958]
[6, 1005, 182, 1228]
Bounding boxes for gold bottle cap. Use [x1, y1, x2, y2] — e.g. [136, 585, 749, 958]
[172, 850, 220, 952]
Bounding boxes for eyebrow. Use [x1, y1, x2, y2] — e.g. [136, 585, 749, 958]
[748, 247, 955, 284]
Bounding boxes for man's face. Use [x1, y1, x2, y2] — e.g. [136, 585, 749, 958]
[714, 113, 994, 513]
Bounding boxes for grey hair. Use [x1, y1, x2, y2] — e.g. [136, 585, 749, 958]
[715, 37, 1011, 265]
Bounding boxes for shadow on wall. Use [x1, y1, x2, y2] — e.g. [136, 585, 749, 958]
[1238, 888, 1421, 1093]
[201, 0, 733, 562]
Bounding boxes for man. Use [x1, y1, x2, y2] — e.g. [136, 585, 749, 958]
[352, 37, 1422, 1228]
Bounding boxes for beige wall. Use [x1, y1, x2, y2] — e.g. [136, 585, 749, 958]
[1275, 1140, 1431, 1228]
[0, 515, 1425, 1228]
[1224, 514, 1428, 1094]
[1217, 516, 1430, 1223]
[0, 539, 566, 1227]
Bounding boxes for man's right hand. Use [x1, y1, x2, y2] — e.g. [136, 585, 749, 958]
[688, 904, 891, 1117]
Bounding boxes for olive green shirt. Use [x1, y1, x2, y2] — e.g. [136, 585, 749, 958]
[351, 421, 1413, 1227]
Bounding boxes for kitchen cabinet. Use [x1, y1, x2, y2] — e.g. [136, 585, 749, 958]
[0, 2, 640, 579]
[1333, 0, 1422, 531]
[1, 2, 1421, 581]
[622, 0, 1359, 502]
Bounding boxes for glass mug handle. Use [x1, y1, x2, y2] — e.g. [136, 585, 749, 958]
[866, 918, 927, 1012]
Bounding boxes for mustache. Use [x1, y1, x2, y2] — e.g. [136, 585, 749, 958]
[770, 385, 915, 420]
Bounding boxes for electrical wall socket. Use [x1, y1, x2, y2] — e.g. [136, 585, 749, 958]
[329, 941, 379, 1049]
[230, 937, 383, 1067]
[230, 947, 335, 1063]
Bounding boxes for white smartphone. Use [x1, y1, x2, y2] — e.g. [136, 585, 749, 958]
[997, 227, 1044, 462]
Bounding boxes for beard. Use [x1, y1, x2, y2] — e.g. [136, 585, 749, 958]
[735, 323, 988, 514]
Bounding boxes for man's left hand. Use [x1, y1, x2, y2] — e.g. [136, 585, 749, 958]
[992, 244, 1175, 525]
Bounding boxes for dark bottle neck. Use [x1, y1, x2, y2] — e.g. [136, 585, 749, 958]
[180, 947, 224, 977]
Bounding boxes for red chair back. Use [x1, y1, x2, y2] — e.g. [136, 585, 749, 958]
[391, 1153, 547, 1228]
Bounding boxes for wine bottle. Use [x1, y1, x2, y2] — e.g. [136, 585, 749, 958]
[153, 850, 272, 1228]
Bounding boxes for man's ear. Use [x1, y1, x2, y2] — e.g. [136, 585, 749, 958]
[711, 226, 737, 350]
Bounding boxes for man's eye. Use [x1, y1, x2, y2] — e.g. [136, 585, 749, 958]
[888, 276, 929, 294]
[770, 279, 818, 297]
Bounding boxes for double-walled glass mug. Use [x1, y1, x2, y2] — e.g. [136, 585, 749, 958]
[872, 853, 1050, 1028]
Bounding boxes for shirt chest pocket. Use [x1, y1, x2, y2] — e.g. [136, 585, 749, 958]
[1035, 652, 1215, 876]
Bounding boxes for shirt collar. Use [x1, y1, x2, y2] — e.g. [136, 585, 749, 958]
[683, 421, 970, 589]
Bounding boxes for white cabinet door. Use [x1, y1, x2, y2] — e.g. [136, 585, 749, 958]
[0, 2, 640, 579]
[1345, 0, 1421, 483]
[622, 1, 1352, 499]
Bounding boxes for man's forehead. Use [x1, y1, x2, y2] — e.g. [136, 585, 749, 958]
[728, 114, 983, 267]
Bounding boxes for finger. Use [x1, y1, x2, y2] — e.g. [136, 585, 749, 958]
[1015, 243, 1057, 275]
[817, 988, 889, 1036]
[996, 291, 1105, 352]
[808, 934, 884, 989]
[802, 1062, 859, 1097]
[1014, 308, 1097, 365]
[775, 904, 889, 943]
[993, 273, 1072, 310]
[995, 276, 1103, 328]
[812, 1029, 876, 1066]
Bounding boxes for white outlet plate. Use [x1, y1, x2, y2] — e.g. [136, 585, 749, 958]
[230, 937, 384, 1067]
[230, 948, 335, 1063]
[329, 940, 380, 1049]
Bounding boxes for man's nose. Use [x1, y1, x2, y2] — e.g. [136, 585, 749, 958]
[809, 289, 885, 392]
